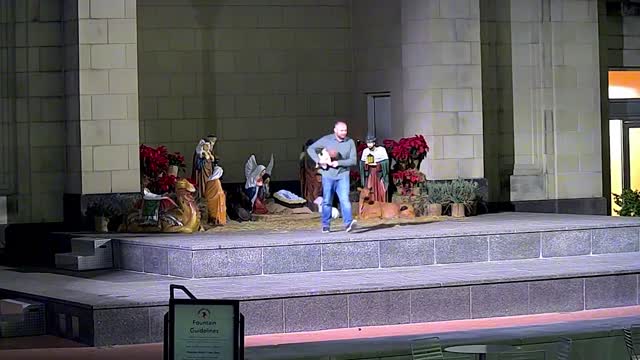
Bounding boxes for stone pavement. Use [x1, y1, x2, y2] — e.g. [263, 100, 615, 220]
[1, 306, 639, 359]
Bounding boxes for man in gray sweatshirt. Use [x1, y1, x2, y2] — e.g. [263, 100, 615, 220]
[306, 121, 358, 233]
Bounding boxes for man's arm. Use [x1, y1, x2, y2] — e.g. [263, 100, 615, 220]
[337, 140, 357, 167]
[306, 137, 324, 164]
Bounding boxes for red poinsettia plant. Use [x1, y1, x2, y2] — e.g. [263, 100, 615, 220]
[139, 144, 178, 194]
[383, 135, 429, 163]
[382, 134, 429, 196]
[167, 152, 185, 169]
[392, 169, 426, 195]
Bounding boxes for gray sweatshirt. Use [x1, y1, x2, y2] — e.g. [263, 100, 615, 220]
[306, 134, 357, 179]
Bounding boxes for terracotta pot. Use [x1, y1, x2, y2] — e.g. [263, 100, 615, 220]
[168, 165, 179, 177]
[95, 216, 109, 232]
[451, 203, 466, 218]
[427, 203, 442, 217]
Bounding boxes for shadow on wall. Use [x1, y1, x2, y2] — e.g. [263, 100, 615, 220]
[480, 0, 514, 205]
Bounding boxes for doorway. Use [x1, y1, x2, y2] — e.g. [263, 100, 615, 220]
[623, 121, 640, 191]
[608, 70, 640, 214]
[366, 92, 391, 141]
[609, 119, 640, 215]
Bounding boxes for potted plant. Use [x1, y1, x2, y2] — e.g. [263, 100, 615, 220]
[140, 144, 178, 194]
[167, 151, 186, 177]
[446, 179, 479, 218]
[85, 201, 116, 233]
[613, 188, 640, 216]
[424, 181, 448, 217]
[383, 135, 429, 170]
[392, 169, 426, 196]
[384, 135, 429, 199]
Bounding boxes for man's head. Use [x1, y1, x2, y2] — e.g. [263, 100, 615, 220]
[333, 121, 348, 141]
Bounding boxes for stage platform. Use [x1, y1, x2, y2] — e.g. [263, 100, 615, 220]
[53, 212, 640, 278]
[0, 212, 639, 346]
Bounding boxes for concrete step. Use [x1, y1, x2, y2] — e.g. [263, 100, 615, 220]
[69, 237, 112, 255]
[54, 252, 113, 271]
[54, 238, 113, 271]
[70, 213, 639, 279]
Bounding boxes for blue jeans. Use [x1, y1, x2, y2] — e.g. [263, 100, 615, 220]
[321, 173, 352, 228]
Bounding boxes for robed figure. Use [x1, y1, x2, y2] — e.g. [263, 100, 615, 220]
[359, 135, 390, 203]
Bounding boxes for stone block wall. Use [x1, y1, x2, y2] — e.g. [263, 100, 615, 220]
[548, 0, 602, 199]
[351, 0, 402, 140]
[64, 0, 140, 195]
[399, 0, 484, 180]
[481, 0, 602, 203]
[604, 0, 640, 67]
[137, 0, 354, 182]
[10, 0, 66, 222]
[479, 0, 515, 203]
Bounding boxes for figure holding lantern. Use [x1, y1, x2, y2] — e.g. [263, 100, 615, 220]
[359, 134, 390, 203]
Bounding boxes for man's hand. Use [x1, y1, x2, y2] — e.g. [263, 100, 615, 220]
[329, 161, 338, 168]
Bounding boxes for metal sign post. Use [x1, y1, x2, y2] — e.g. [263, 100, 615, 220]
[164, 285, 244, 360]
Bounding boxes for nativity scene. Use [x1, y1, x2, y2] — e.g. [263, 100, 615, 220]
[110, 130, 481, 235]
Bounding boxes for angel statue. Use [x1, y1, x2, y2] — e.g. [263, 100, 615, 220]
[359, 134, 390, 203]
[244, 154, 274, 214]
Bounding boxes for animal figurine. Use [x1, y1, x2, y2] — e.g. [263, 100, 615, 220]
[122, 178, 202, 234]
[358, 187, 415, 220]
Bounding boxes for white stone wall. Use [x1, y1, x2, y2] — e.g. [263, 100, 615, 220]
[400, 0, 484, 180]
[137, 0, 353, 182]
[11, 0, 66, 222]
[64, 0, 140, 195]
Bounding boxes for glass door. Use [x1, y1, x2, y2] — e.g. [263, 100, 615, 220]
[623, 121, 640, 191]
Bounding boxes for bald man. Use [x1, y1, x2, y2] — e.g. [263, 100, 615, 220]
[306, 121, 358, 233]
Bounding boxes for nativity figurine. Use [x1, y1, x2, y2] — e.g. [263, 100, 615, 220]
[359, 135, 390, 203]
[205, 165, 226, 225]
[191, 136, 226, 226]
[299, 139, 323, 210]
[244, 153, 274, 214]
[192, 137, 217, 199]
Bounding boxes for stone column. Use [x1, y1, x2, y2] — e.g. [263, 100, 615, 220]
[508, 0, 602, 201]
[400, 0, 484, 180]
[508, 0, 549, 201]
[64, 0, 140, 197]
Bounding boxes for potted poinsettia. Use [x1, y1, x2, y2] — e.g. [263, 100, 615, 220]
[167, 152, 185, 177]
[383, 135, 429, 170]
[392, 169, 425, 196]
[139, 144, 179, 194]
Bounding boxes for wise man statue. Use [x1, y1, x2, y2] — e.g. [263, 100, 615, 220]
[359, 134, 389, 202]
